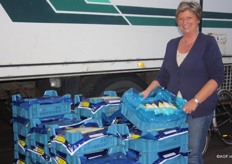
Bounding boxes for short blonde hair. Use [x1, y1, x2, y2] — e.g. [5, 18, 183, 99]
[176, 1, 202, 20]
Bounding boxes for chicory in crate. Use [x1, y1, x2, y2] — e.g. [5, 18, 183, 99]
[121, 87, 187, 131]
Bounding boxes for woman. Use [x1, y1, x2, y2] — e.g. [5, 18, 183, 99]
[141, 1, 224, 164]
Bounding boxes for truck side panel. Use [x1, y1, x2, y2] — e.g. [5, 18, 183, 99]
[202, 0, 232, 59]
[0, 0, 182, 80]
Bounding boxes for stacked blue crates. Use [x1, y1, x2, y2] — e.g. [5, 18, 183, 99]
[49, 124, 130, 164]
[25, 115, 98, 164]
[12, 87, 189, 164]
[12, 90, 132, 164]
[49, 90, 133, 163]
[12, 90, 74, 164]
[126, 125, 188, 164]
[121, 88, 189, 164]
[12, 90, 72, 119]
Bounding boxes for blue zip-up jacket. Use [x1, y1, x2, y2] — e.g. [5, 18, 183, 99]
[156, 32, 224, 117]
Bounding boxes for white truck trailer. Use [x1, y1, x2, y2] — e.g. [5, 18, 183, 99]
[0, 0, 232, 119]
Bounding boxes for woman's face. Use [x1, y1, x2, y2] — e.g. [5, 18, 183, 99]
[177, 10, 199, 35]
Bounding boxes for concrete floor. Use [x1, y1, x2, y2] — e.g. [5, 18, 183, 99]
[203, 134, 232, 164]
[1, 115, 232, 164]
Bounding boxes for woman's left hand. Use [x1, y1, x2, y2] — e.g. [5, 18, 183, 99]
[183, 98, 199, 114]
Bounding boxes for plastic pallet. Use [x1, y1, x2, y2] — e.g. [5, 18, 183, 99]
[12, 90, 72, 119]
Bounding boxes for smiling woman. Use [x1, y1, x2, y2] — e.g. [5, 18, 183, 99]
[141, 1, 225, 164]
[176, 2, 201, 53]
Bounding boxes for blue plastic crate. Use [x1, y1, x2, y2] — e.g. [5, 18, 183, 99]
[50, 130, 119, 156]
[23, 118, 96, 164]
[12, 90, 72, 119]
[154, 151, 188, 164]
[128, 147, 188, 164]
[121, 103, 186, 131]
[51, 149, 132, 164]
[49, 124, 129, 156]
[13, 115, 100, 159]
[31, 116, 100, 141]
[127, 127, 188, 153]
[29, 118, 95, 148]
[12, 112, 80, 137]
[74, 91, 121, 126]
[51, 150, 83, 164]
[121, 88, 187, 132]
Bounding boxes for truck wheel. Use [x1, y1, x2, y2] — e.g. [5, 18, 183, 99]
[92, 74, 147, 97]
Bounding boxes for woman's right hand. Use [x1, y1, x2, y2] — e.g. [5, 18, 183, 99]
[141, 80, 160, 98]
